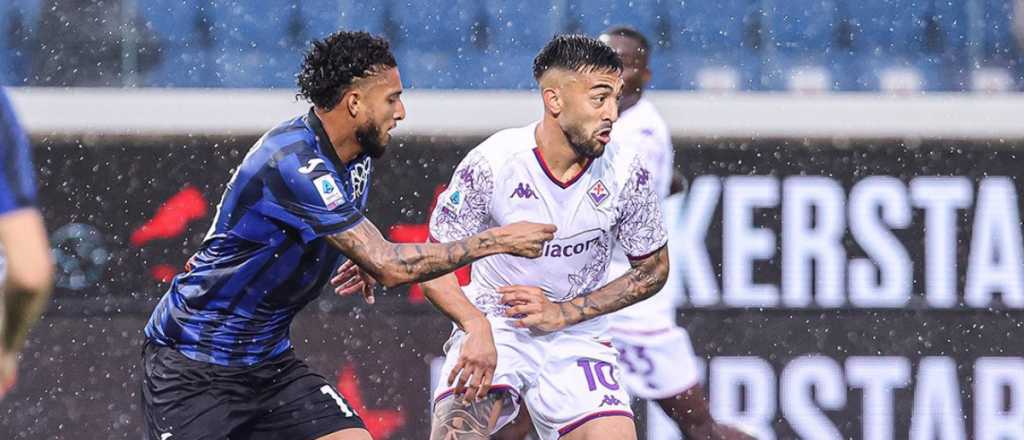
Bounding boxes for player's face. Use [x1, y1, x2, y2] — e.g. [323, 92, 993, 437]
[600, 35, 650, 103]
[558, 69, 622, 159]
[357, 67, 406, 158]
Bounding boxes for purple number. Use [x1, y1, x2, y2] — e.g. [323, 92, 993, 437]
[577, 359, 620, 391]
[617, 344, 655, 376]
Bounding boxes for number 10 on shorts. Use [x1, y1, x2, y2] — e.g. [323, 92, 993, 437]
[576, 359, 620, 391]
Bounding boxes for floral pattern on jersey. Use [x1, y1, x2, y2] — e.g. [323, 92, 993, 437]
[561, 230, 613, 302]
[473, 291, 508, 317]
[429, 151, 494, 242]
[615, 155, 668, 258]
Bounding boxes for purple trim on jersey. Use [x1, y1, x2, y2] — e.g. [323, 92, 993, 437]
[434, 383, 518, 404]
[557, 410, 634, 437]
[532, 147, 592, 189]
[609, 326, 674, 336]
[626, 243, 666, 261]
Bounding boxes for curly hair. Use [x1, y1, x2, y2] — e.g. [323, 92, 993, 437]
[297, 31, 397, 111]
[533, 34, 622, 81]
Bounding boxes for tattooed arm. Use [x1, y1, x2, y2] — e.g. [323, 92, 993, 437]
[327, 219, 555, 288]
[499, 246, 669, 332]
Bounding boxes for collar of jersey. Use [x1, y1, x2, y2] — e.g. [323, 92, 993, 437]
[532, 147, 593, 189]
[304, 108, 354, 173]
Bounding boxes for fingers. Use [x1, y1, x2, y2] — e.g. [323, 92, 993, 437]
[334, 280, 365, 297]
[330, 262, 359, 287]
[452, 364, 472, 398]
[474, 369, 492, 402]
[361, 281, 376, 305]
[447, 359, 464, 387]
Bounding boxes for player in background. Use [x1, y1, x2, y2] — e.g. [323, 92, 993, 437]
[600, 27, 752, 440]
[420, 34, 669, 440]
[496, 26, 753, 440]
[0, 88, 54, 401]
[141, 31, 554, 440]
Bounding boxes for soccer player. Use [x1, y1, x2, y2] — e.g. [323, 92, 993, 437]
[600, 27, 754, 440]
[0, 88, 54, 401]
[141, 31, 555, 440]
[422, 34, 669, 440]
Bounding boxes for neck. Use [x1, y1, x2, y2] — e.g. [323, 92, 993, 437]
[314, 107, 362, 164]
[619, 93, 641, 114]
[535, 116, 590, 182]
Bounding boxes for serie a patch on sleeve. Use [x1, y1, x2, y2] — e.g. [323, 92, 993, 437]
[313, 174, 344, 210]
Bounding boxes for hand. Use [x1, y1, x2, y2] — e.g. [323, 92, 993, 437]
[492, 222, 556, 258]
[0, 349, 17, 401]
[447, 318, 497, 403]
[499, 285, 568, 332]
[329, 260, 378, 304]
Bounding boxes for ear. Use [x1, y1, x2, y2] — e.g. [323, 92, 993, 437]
[641, 67, 652, 86]
[344, 90, 360, 118]
[542, 87, 562, 116]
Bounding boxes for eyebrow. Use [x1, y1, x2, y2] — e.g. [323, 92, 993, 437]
[590, 84, 614, 92]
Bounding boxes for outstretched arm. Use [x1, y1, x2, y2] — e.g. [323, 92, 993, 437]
[327, 219, 554, 288]
[500, 246, 668, 332]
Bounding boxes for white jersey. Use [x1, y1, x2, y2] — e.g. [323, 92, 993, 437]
[429, 122, 668, 335]
[606, 98, 679, 331]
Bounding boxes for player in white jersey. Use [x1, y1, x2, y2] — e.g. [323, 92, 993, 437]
[496, 27, 754, 440]
[422, 35, 670, 440]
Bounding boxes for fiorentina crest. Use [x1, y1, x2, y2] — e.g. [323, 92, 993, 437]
[588, 180, 609, 206]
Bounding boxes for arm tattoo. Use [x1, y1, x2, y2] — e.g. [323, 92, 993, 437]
[557, 247, 669, 326]
[430, 393, 506, 440]
[329, 220, 503, 287]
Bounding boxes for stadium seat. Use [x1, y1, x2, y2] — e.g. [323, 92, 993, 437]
[563, 0, 661, 37]
[390, 0, 480, 51]
[761, 0, 839, 91]
[1, 0, 42, 85]
[659, 0, 762, 90]
[482, 0, 561, 56]
[139, 1, 216, 86]
[301, 0, 390, 40]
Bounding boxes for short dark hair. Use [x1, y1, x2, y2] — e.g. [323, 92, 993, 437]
[297, 31, 397, 111]
[601, 26, 651, 63]
[532, 34, 622, 81]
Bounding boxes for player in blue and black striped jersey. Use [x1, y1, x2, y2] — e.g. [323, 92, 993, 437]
[0, 88, 54, 401]
[141, 31, 556, 440]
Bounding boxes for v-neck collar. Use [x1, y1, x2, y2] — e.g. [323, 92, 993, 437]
[532, 147, 593, 189]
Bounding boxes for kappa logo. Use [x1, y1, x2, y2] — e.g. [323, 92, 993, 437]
[510, 182, 539, 200]
[588, 180, 609, 206]
[160, 434, 173, 440]
[298, 158, 325, 174]
[599, 395, 624, 407]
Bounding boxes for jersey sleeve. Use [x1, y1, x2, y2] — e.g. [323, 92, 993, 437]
[255, 152, 364, 244]
[428, 150, 495, 243]
[0, 90, 37, 215]
[615, 154, 668, 260]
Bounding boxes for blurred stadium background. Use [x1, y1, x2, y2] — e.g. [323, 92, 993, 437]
[2, 1, 1024, 439]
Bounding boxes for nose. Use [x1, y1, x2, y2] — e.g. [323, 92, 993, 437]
[605, 100, 619, 124]
[394, 98, 406, 121]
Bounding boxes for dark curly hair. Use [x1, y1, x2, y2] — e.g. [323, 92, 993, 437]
[533, 34, 622, 81]
[297, 31, 397, 111]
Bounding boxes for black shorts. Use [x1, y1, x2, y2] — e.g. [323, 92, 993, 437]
[141, 342, 365, 440]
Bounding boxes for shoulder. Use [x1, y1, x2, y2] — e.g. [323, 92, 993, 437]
[615, 99, 670, 147]
[466, 123, 538, 173]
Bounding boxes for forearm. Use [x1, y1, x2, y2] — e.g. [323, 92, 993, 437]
[328, 221, 505, 288]
[557, 247, 669, 326]
[421, 273, 488, 330]
[2, 285, 51, 352]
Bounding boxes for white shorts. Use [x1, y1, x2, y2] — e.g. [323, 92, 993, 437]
[608, 326, 701, 400]
[432, 317, 634, 440]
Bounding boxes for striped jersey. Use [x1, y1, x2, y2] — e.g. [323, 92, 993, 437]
[144, 109, 371, 366]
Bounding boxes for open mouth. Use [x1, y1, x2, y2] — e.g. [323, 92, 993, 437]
[595, 128, 612, 144]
